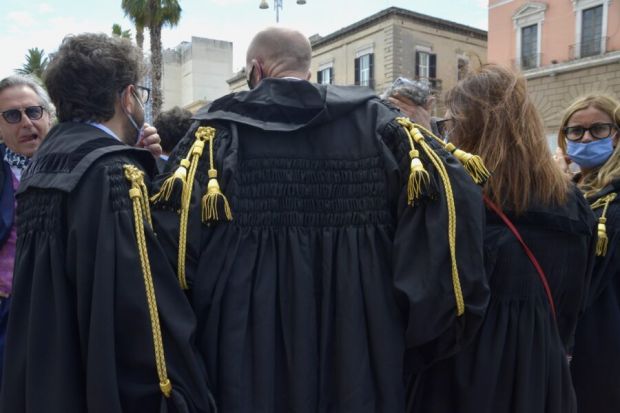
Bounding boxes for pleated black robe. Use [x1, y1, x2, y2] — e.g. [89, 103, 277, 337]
[0, 123, 214, 413]
[571, 178, 620, 413]
[153, 79, 490, 413]
[408, 186, 596, 413]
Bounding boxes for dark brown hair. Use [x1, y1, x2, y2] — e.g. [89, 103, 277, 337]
[446, 64, 569, 213]
[153, 106, 193, 154]
[44, 33, 143, 123]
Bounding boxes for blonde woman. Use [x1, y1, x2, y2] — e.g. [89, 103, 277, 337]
[556, 94, 620, 413]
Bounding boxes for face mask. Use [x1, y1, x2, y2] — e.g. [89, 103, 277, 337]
[121, 89, 145, 144]
[566, 138, 614, 169]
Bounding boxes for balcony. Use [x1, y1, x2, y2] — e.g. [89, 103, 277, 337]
[512, 53, 542, 71]
[355, 79, 375, 90]
[413, 77, 443, 94]
[569, 36, 609, 60]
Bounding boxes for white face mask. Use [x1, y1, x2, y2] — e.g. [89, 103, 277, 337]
[121, 88, 145, 144]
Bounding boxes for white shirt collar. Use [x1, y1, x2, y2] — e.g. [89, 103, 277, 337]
[85, 122, 122, 142]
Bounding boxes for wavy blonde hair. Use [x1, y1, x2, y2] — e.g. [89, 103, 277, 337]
[557, 95, 620, 198]
[446, 64, 569, 214]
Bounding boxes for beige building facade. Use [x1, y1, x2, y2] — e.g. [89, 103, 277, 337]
[228, 7, 488, 114]
[163, 37, 233, 112]
[488, 0, 620, 138]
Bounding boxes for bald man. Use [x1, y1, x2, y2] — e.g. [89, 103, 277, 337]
[245, 27, 312, 88]
[153, 27, 488, 413]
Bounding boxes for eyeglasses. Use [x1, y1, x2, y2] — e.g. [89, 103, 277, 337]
[563, 123, 617, 141]
[0, 106, 45, 124]
[134, 85, 151, 104]
[435, 117, 454, 138]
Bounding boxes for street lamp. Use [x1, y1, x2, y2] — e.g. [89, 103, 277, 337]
[259, 0, 307, 23]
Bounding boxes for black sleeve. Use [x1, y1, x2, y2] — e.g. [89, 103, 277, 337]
[380, 121, 490, 371]
[0, 159, 213, 413]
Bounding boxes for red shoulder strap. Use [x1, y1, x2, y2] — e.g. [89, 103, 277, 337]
[483, 196, 558, 321]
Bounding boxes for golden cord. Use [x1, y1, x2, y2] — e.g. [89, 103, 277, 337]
[123, 165, 172, 398]
[396, 118, 465, 316]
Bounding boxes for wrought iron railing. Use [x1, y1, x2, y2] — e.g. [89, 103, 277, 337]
[569, 36, 609, 59]
[511, 53, 542, 71]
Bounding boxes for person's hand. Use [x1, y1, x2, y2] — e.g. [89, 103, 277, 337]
[553, 146, 571, 174]
[388, 95, 432, 130]
[136, 123, 163, 158]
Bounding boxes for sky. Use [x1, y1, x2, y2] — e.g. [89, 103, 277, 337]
[0, 0, 489, 79]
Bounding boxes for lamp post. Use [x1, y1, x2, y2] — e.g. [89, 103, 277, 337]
[259, 0, 307, 23]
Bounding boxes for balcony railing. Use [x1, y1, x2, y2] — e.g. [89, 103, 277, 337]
[355, 79, 375, 90]
[569, 36, 609, 60]
[413, 77, 442, 94]
[511, 53, 542, 71]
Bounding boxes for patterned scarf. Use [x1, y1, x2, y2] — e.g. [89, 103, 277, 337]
[3, 147, 30, 170]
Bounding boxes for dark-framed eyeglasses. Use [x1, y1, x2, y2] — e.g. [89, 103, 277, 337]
[134, 85, 151, 104]
[563, 123, 617, 141]
[0, 106, 45, 124]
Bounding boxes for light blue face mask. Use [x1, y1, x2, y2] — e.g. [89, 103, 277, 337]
[566, 138, 614, 169]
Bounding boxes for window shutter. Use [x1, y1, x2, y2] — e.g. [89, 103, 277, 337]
[369, 54, 374, 87]
[354, 57, 360, 85]
[415, 51, 420, 78]
[317, 70, 323, 84]
[329, 67, 334, 84]
[429, 54, 437, 79]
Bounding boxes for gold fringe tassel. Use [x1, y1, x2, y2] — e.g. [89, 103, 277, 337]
[150, 159, 190, 204]
[396, 117, 465, 317]
[123, 165, 172, 398]
[395, 117, 430, 204]
[412, 122, 491, 186]
[444, 143, 491, 185]
[591, 193, 617, 257]
[201, 129, 233, 223]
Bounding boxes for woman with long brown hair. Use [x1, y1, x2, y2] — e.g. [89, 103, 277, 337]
[556, 94, 620, 413]
[406, 64, 596, 413]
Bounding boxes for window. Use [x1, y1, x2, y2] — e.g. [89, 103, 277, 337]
[415, 51, 437, 86]
[317, 67, 333, 85]
[512, 2, 546, 69]
[355, 53, 374, 88]
[573, 0, 610, 59]
[457, 57, 469, 80]
[581, 5, 603, 57]
[521, 24, 538, 69]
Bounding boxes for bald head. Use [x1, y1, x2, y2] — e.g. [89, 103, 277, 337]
[246, 27, 312, 85]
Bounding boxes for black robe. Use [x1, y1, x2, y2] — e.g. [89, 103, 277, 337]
[0, 123, 213, 413]
[571, 178, 620, 412]
[408, 186, 596, 413]
[153, 79, 489, 412]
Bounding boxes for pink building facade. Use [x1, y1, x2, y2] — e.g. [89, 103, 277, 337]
[489, 0, 620, 69]
[488, 0, 620, 137]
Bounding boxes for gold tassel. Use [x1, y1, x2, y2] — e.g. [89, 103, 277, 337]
[150, 159, 190, 203]
[123, 164, 172, 398]
[591, 193, 617, 257]
[444, 143, 491, 185]
[407, 150, 430, 205]
[396, 117, 431, 205]
[201, 129, 233, 223]
[202, 170, 233, 221]
[596, 218, 608, 256]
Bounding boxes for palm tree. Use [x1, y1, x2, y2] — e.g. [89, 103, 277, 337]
[16, 48, 49, 79]
[121, 0, 148, 51]
[112, 23, 132, 40]
[121, 0, 181, 118]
